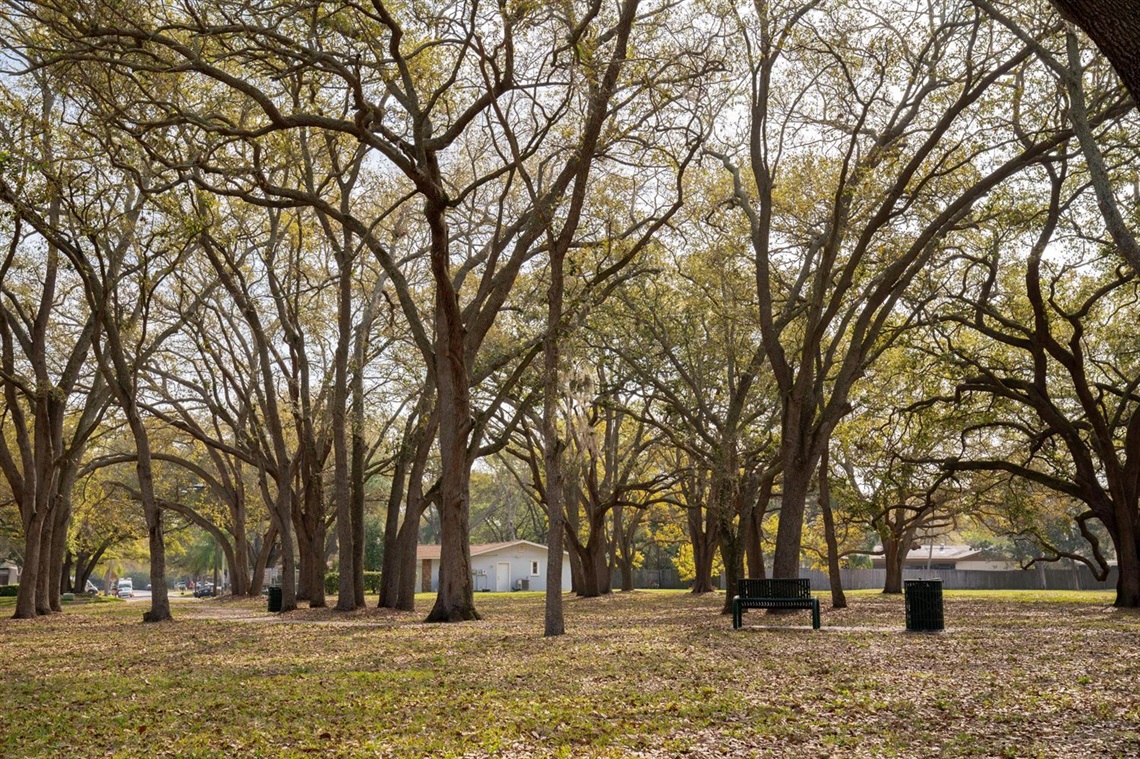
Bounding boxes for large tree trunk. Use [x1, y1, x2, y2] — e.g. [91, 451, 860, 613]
[717, 517, 743, 615]
[611, 504, 636, 592]
[381, 391, 435, 610]
[689, 492, 719, 594]
[135, 429, 172, 623]
[48, 487, 75, 611]
[294, 477, 327, 607]
[250, 523, 276, 598]
[567, 537, 585, 594]
[425, 395, 478, 622]
[617, 556, 635, 592]
[543, 430, 567, 632]
[225, 466, 253, 597]
[883, 537, 904, 595]
[819, 447, 847, 609]
[61, 551, 74, 595]
[1051, 0, 1140, 105]
[593, 536, 612, 595]
[229, 519, 250, 597]
[379, 429, 425, 609]
[350, 278, 379, 608]
[573, 514, 612, 598]
[423, 348, 478, 619]
[73, 553, 89, 594]
[278, 519, 298, 612]
[542, 262, 567, 634]
[311, 518, 328, 607]
[572, 543, 597, 597]
[271, 477, 298, 612]
[378, 455, 409, 608]
[394, 514, 421, 611]
[279, 526, 298, 612]
[563, 487, 585, 594]
[140, 494, 171, 621]
[746, 477, 773, 579]
[296, 522, 313, 602]
[36, 509, 55, 615]
[716, 471, 745, 615]
[422, 197, 479, 624]
[74, 542, 108, 594]
[378, 501, 402, 607]
[13, 510, 46, 619]
[1115, 546, 1140, 608]
[47, 460, 83, 612]
[350, 369, 366, 608]
[773, 435, 814, 579]
[333, 253, 356, 611]
[1110, 503, 1140, 607]
[216, 536, 238, 597]
[394, 485, 434, 611]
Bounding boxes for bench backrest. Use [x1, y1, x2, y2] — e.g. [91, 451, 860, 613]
[737, 578, 811, 599]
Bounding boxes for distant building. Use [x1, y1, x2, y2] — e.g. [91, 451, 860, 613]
[416, 540, 572, 593]
[870, 544, 1018, 571]
[0, 561, 20, 585]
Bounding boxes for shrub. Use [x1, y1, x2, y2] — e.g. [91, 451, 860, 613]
[324, 571, 382, 595]
[0, 585, 19, 597]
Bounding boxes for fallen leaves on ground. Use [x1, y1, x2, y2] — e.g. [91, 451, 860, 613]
[1, 589, 1137, 757]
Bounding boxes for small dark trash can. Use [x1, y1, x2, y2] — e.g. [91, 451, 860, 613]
[268, 586, 283, 613]
[904, 579, 943, 632]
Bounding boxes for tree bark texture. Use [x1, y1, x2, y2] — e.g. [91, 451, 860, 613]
[818, 447, 847, 608]
[542, 241, 567, 635]
[882, 537, 904, 595]
[333, 249, 357, 610]
[687, 471, 719, 593]
[746, 477, 773, 579]
[773, 442, 814, 579]
[1052, 0, 1140, 104]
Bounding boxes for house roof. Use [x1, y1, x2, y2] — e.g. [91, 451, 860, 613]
[416, 539, 566, 561]
[870, 544, 990, 564]
[903, 544, 983, 562]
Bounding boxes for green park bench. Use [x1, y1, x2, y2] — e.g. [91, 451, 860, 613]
[732, 578, 821, 630]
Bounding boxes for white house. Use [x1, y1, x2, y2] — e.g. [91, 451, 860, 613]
[870, 544, 1019, 571]
[0, 561, 20, 585]
[416, 540, 572, 593]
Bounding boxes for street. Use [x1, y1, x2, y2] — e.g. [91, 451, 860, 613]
[119, 589, 200, 603]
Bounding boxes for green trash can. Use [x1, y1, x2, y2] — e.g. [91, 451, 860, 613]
[904, 579, 943, 632]
[268, 586, 283, 613]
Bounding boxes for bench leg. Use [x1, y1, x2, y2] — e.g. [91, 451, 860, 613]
[811, 599, 820, 630]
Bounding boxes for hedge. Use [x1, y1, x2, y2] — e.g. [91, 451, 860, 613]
[0, 585, 18, 597]
[324, 571, 381, 595]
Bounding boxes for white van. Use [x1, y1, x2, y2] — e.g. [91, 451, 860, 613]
[117, 578, 134, 598]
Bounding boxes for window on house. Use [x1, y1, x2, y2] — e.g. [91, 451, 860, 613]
[530, 560, 540, 576]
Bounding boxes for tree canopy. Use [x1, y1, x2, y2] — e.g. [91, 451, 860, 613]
[2, 0, 1140, 626]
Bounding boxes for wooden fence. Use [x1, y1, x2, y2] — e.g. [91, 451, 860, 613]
[801, 566, 1117, 592]
[618, 565, 1117, 592]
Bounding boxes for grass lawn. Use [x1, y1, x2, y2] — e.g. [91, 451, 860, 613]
[2, 589, 1137, 757]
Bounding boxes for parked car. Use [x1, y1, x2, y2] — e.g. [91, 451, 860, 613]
[117, 579, 134, 598]
[84, 580, 98, 596]
[175, 582, 187, 592]
[193, 583, 214, 598]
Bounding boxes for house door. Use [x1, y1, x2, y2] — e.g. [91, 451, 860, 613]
[496, 562, 511, 592]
